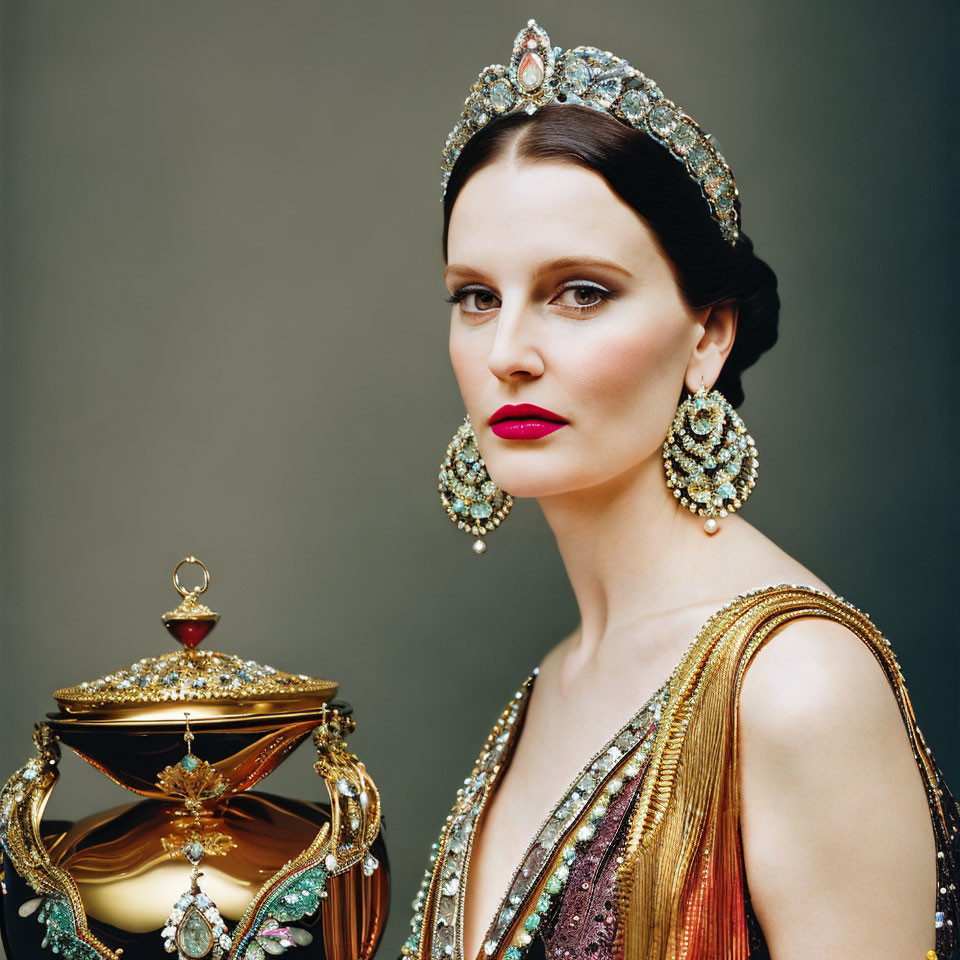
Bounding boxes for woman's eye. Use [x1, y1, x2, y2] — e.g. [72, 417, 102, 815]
[554, 284, 611, 309]
[466, 291, 500, 311]
[447, 287, 501, 314]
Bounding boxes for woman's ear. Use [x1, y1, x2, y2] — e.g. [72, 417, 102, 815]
[683, 300, 738, 394]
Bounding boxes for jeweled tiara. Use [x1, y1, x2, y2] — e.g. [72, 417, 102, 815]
[441, 19, 740, 246]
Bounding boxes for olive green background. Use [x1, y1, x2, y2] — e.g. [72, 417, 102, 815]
[0, 1, 955, 957]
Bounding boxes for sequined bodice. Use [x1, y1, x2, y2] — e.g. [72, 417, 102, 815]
[403, 670, 673, 960]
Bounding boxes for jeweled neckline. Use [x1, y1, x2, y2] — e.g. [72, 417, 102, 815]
[461, 670, 671, 960]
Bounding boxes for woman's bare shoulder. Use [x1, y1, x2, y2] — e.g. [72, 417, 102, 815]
[736, 613, 937, 956]
[738, 614, 896, 741]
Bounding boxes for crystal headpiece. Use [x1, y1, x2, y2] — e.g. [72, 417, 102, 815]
[441, 20, 740, 246]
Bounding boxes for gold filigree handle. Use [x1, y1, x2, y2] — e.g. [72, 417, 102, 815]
[311, 705, 381, 875]
[0, 724, 124, 960]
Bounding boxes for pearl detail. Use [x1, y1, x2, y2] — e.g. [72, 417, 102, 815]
[703, 517, 719, 535]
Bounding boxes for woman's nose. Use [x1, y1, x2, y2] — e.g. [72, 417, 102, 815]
[485, 306, 545, 382]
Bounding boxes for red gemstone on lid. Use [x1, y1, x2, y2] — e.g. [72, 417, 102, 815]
[164, 618, 217, 648]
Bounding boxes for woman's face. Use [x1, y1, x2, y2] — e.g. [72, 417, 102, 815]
[445, 155, 727, 500]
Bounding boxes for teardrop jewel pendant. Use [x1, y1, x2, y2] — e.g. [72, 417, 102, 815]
[662, 385, 758, 535]
[162, 879, 231, 959]
[438, 415, 513, 554]
[157, 714, 232, 958]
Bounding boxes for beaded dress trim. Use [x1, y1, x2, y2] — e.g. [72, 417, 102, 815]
[403, 673, 670, 960]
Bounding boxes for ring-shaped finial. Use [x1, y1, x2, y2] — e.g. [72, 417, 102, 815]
[173, 556, 210, 598]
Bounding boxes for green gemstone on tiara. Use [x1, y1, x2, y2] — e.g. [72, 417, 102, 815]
[687, 143, 712, 177]
[649, 104, 677, 137]
[490, 80, 514, 113]
[468, 98, 489, 127]
[619, 89, 648, 122]
[715, 195, 735, 215]
[441, 19, 740, 246]
[560, 57, 591, 95]
[672, 122, 698, 154]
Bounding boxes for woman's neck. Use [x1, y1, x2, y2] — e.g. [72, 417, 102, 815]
[537, 453, 737, 668]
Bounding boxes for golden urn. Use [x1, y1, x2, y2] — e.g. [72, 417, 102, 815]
[0, 558, 387, 960]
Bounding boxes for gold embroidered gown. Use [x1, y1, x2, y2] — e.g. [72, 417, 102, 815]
[401, 584, 960, 960]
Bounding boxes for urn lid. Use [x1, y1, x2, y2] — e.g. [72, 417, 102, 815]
[51, 556, 338, 722]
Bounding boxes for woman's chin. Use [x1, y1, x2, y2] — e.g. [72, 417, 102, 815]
[483, 467, 608, 500]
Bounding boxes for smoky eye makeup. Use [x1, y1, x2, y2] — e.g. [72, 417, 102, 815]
[445, 284, 501, 314]
[550, 279, 620, 313]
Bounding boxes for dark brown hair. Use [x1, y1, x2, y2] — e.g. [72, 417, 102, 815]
[441, 104, 779, 408]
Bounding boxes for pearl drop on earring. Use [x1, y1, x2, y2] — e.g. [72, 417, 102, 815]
[438, 415, 513, 555]
[662, 386, 759, 536]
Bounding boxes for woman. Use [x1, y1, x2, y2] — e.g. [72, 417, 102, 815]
[403, 21, 959, 960]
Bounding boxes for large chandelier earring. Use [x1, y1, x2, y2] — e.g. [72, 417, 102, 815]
[662, 382, 758, 535]
[438, 415, 513, 554]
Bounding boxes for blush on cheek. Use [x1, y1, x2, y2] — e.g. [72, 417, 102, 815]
[448, 329, 488, 416]
[568, 319, 687, 412]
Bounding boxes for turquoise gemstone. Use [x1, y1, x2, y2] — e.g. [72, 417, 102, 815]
[524, 913, 541, 932]
[44, 901, 72, 931]
[180, 755, 199, 772]
[560, 58, 591, 95]
[672, 123, 697, 153]
[536, 893, 552, 913]
[452, 499, 464, 513]
[177, 906, 213, 959]
[687, 144, 711, 177]
[619, 89, 645, 121]
[545, 875, 563, 895]
[468, 99, 488, 126]
[588, 803, 607, 822]
[504, 948, 522, 960]
[184, 841, 205, 862]
[490, 81, 514, 113]
[595, 78, 620, 104]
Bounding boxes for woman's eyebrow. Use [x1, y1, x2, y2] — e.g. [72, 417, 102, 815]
[532, 257, 634, 280]
[444, 257, 633, 284]
[443, 264, 492, 284]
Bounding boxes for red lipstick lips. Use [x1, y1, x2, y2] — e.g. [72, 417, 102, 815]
[489, 403, 568, 440]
